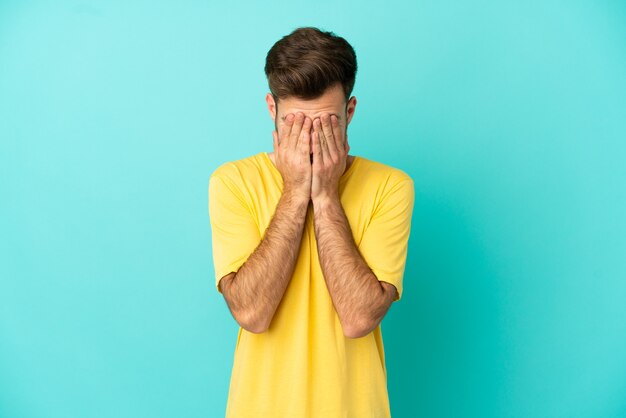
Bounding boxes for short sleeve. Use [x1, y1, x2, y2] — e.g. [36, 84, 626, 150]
[208, 173, 262, 294]
[357, 177, 415, 302]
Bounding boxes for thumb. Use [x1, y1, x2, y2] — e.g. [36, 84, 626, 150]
[272, 130, 279, 150]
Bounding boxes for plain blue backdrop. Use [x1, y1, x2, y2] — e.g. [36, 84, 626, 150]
[1, 1, 625, 417]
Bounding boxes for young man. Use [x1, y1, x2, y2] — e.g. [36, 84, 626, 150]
[208, 26, 415, 418]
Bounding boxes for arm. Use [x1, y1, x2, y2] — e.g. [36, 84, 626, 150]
[312, 195, 397, 339]
[309, 113, 410, 339]
[214, 112, 313, 333]
[220, 189, 310, 334]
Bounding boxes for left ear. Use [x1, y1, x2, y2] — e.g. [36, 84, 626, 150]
[345, 96, 357, 125]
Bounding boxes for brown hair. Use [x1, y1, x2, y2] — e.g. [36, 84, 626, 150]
[264, 27, 357, 107]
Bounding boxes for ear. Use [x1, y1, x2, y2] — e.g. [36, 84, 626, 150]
[346, 96, 357, 126]
[266, 92, 277, 121]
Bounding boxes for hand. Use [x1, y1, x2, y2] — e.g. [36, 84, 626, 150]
[311, 113, 350, 202]
[272, 112, 313, 201]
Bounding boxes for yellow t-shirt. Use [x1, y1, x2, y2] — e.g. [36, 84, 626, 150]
[208, 151, 414, 418]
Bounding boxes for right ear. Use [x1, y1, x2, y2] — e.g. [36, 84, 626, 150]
[266, 93, 277, 121]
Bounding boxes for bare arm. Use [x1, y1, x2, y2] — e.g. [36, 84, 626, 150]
[220, 112, 313, 334]
[312, 195, 397, 339]
[309, 113, 397, 339]
[220, 190, 309, 333]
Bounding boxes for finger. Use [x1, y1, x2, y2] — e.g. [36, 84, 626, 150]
[314, 118, 329, 162]
[298, 117, 312, 158]
[312, 131, 323, 167]
[289, 112, 305, 151]
[331, 115, 345, 153]
[320, 114, 338, 161]
[279, 113, 294, 148]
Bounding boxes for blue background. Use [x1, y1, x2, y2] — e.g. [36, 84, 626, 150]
[1, 1, 625, 417]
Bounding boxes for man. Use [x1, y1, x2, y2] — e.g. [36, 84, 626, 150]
[208, 26, 415, 418]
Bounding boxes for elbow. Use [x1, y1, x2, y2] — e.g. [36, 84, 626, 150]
[243, 321, 269, 334]
[221, 275, 270, 334]
[343, 286, 394, 338]
[342, 317, 376, 339]
[236, 310, 270, 334]
[343, 328, 367, 339]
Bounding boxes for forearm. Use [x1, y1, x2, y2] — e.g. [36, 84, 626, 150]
[227, 188, 309, 332]
[313, 195, 387, 337]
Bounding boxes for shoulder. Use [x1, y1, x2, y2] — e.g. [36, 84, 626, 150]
[354, 155, 414, 187]
[210, 153, 264, 184]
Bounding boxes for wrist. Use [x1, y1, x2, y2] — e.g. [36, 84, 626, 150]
[282, 186, 311, 206]
[312, 192, 339, 211]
